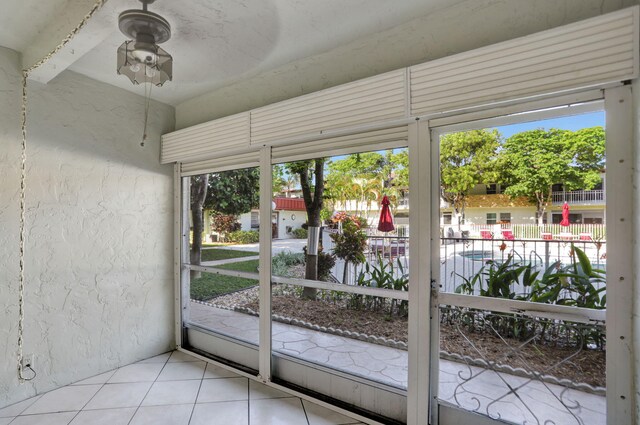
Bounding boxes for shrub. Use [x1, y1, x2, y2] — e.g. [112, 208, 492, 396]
[227, 230, 260, 244]
[291, 228, 308, 239]
[301, 246, 336, 282]
[330, 213, 368, 283]
[210, 213, 240, 241]
[272, 251, 305, 277]
[317, 250, 336, 281]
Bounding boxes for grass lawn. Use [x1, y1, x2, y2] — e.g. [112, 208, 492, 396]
[200, 248, 258, 262]
[217, 259, 259, 273]
[190, 259, 259, 301]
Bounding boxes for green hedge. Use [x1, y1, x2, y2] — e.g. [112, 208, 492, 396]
[291, 228, 308, 239]
[227, 230, 260, 244]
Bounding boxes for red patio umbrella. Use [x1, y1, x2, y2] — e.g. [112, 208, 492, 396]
[560, 202, 570, 226]
[377, 196, 395, 232]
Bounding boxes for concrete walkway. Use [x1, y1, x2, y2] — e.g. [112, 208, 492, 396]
[190, 302, 605, 425]
[201, 255, 259, 267]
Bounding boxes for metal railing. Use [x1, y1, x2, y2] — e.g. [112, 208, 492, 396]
[551, 189, 604, 204]
[439, 237, 606, 295]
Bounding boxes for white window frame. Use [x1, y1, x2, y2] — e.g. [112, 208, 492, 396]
[428, 87, 632, 425]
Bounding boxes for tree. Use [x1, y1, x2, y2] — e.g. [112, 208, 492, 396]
[203, 168, 260, 214]
[325, 149, 408, 212]
[285, 159, 325, 299]
[272, 165, 286, 196]
[190, 168, 260, 279]
[190, 175, 209, 278]
[440, 129, 500, 229]
[283, 172, 300, 198]
[499, 127, 605, 225]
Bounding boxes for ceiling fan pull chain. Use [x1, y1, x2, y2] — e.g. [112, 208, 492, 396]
[16, 0, 107, 383]
[17, 71, 30, 382]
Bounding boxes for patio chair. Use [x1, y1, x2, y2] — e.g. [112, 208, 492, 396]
[579, 232, 593, 241]
[559, 232, 573, 241]
[480, 230, 493, 240]
[501, 229, 515, 240]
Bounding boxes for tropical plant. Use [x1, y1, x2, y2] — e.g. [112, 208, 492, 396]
[457, 246, 607, 310]
[301, 246, 336, 281]
[526, 261, 563, 304]
[354, 255, 408, 316]
[557, 245, 607, 309]
[330, 214, 368, 284]
[455, 255, 534, 299]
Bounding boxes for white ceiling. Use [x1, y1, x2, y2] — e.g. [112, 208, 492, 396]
[0, 0, 462, 106]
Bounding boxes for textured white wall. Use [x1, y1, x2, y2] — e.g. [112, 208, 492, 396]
[175, 0, 639, 129]
[633, 78, 640, 423]
[0, 47, 175, 408]
[463, 208, 537, 225]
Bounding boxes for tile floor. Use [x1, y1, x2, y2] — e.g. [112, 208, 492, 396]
[0, 351, 364, 425]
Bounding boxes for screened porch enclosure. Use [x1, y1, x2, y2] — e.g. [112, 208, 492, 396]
[165, 8, 637, 425]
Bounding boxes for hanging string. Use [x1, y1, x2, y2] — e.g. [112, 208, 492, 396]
[141, 81, 153, 146]
[17, 0, 108, 383]
[17, 71, 31, 382]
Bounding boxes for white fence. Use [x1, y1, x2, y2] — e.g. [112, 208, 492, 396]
[463, 223, 606, 240]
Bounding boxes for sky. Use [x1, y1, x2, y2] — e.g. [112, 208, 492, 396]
[492, 111, 605, 139]
[278, 110, 606, 174]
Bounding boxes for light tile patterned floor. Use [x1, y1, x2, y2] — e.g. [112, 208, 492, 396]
[0, 351, 363, 425]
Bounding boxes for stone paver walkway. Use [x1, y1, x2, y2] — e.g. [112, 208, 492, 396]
[189, 302, 605, 425]
[190, 302, 408, 388]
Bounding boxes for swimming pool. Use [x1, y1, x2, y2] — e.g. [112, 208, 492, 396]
[458, 251, 495, 261]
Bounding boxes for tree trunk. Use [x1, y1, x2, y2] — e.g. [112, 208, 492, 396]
[302, 211, 321, 299]
[190, 175, 209, 279]
[298, 159, 325, 300]
[342, 260, 350, 284]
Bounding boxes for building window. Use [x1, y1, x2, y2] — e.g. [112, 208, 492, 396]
[583, 217, 603, 224]
[551, 183, 564, 192]
[486, 213, 497, 225]
[499, 212, 511, 224]
[443, 213, 452, 224]
[251, 211, 259, 228]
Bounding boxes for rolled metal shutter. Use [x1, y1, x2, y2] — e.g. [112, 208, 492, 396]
[161, 112, 250, 164]
[180, 151, 260, 176]
[271, 126, 408, 164]
[251, 70, 408, 147]
[162, 8, 638, 163]
[410, 7, 638, 116]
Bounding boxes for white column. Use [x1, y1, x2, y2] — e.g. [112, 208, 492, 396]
[258, 147, 273, 381]
[604, 85, 633, 424]
[407, 120, 432, 425]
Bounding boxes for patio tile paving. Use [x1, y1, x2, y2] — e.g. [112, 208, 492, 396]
[190, 301, 605, 425]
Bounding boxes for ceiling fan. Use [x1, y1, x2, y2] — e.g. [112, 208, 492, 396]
[117, 0, 172, 86]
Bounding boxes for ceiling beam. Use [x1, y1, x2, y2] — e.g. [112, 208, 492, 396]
[22, 0, 117, 83]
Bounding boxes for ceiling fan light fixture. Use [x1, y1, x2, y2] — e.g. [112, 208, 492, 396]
[117, 40, 172, 86]
[116, 0, 172, 86]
